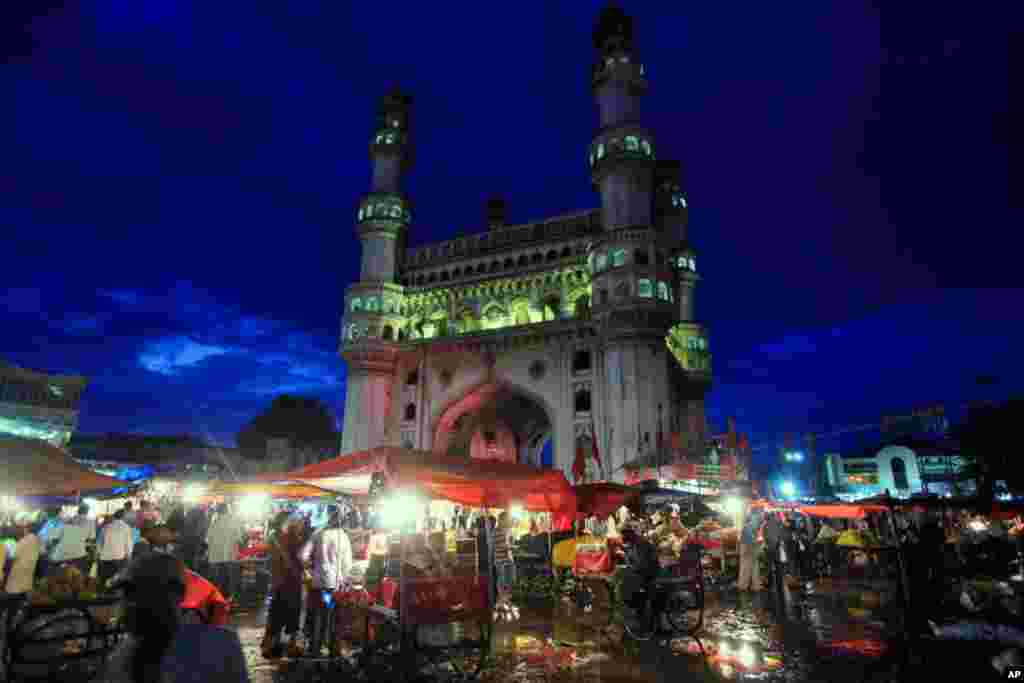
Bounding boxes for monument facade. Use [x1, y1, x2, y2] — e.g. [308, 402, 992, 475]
[339, 6, 712, 482]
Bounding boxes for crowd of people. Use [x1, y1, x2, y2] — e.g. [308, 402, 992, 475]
[733, 501, 1024, 675]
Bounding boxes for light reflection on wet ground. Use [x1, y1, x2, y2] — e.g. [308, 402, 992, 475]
[233, 580, 904, 682]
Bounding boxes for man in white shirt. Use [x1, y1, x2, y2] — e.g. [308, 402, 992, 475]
[300, 506, 352, 657]
[4, 518, 42, 598]
[52, 504, 96, 575]
[98, 509, 133, 588]
[205, 504, 246, 602]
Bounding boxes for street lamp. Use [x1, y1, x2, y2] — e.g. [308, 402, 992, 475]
[780, 481, 796, 498]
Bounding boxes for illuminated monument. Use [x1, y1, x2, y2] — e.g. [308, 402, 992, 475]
[339, 6, 711, 482]
[0, 359, 87, 447]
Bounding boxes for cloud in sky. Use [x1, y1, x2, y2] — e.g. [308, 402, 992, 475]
[0, 283, 348, 443]
[138, 336, 230, 375]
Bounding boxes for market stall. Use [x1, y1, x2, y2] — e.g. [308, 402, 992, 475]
[0, 437, 128, 498]
[261, 447, 576, 675]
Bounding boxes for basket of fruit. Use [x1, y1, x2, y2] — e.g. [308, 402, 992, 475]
[8, 567, 122, 681]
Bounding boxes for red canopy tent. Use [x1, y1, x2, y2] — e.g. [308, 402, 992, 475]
[259, 447, 577, 529]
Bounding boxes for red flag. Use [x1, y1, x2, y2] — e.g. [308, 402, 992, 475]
[726, 417, 737, 451]
[738, 433, 750, 454]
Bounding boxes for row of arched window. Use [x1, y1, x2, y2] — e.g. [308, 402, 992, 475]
[589, 135, 654, 168]
[350, 296, 399, 313]
[373, 131, 402, 146]
[686, 336, 709, 351]
[403, 213, 599, 265]
[344, 322, 407, 342]
[403, 248, 575, 287]
[594, 278, 673, 304]
[590, 247, 652, 273]
[597, 54, 644, 76]
[675, 255, 697, 272]
[358, 203, 410, 222]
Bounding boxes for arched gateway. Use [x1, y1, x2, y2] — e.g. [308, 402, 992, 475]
[338, 7, 713, 483]
[433, 382, 555, 466]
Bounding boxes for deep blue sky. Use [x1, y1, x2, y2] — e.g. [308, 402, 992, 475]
[2, 2, 1019, 464]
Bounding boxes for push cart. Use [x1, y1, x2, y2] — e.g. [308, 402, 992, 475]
[359, 534, 494, 682]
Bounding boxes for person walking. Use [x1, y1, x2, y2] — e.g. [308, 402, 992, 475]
[737, 507, 763, 592]
[3, 517, 42, 601]
[179, 505, 210, 572]
[262, 513, 305, 659]
[493, 511, 516, 599]
[301, 506, 352, 658]
[762, 511, 783, 590]
[205, 504, 245, 604]
[98, 509, 134, 589]
[52, 504, 96, 575]
[101, 552, 249, 683]
[475, 516, 497, 606]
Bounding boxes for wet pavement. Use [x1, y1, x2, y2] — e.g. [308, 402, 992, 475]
[229, 577, 914, 682]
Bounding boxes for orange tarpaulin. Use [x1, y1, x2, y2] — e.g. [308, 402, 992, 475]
[204, 481, 341, 500]
[263, 447, 577, 528]
[0, 436, 127, 496]
[750, 499, 889, 519]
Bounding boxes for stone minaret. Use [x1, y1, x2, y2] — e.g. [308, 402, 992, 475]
[339, 88, 413, 454]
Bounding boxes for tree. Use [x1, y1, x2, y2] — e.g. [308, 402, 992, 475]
[951, 398, 1024, 504]
[237, 395, 339, 457]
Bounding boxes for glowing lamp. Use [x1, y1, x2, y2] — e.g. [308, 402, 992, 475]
[968, 520, 988, 532]
[182, 483, 206, 504]
[510, 504, 525, 520]
[724, 497, 743, 516]
[382, 492, 420, 528]
[738, 644, 756, 668]
[0, 496, 20, 513]
[718, 640, 731, 656]
[780, 481, 796, 497]
[239, 493, 269, 518]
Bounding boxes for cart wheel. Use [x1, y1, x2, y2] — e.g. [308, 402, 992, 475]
[623, 602, 655, 641]
[664, 591, 698, 633]
[440, 618, 492, 680]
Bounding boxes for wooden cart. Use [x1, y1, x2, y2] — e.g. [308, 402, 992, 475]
[359, 534, 494, 681]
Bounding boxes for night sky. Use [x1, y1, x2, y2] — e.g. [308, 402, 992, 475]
[3, 2, 1019, 465]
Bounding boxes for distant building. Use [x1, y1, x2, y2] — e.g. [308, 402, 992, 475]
[822, 436, 969, 499]
[0, 359, 87, 447]
[69, 433, 333, 482]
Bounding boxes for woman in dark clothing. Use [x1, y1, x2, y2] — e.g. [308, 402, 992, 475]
[262, 513, 305, 659]
[475, 517, 496, 606]
[762, 513, 782, 589]
[102, 553, 249, 683]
